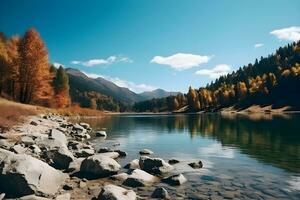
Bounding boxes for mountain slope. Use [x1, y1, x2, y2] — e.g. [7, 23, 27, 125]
[139, 89, 180, 100]
[66, 68, 143, 105]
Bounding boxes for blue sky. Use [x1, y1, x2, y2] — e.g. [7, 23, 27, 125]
[1, 0, 300, 93]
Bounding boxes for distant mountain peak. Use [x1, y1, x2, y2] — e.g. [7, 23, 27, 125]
[140, 89, 180, 100]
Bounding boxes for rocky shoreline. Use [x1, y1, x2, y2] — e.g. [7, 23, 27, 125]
[0, 114, 202, 200]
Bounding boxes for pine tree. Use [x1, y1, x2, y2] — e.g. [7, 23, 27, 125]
[53, 66, 70, 108]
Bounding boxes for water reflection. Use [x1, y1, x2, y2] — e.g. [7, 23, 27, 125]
[77, 113, 300, 173]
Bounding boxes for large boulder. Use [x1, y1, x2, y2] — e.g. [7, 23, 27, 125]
[123, 169, 159, 187]
[48, 129, 67, 144]
[80, 154, 121, 178]
[0, 149, 68, 197]
[98, 185, 136, 200]
[139, 156, 173, 175]
[46, 146, 74, 169]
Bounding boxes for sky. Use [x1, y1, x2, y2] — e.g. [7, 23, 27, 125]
[0, 0, 300, 93]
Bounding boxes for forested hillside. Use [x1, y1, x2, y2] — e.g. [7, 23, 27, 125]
[134, 41, 300, 112]
[0, 29, 70, 108]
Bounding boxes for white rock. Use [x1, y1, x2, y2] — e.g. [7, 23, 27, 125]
[55, 193, 71, 200]
[163, 174, 187, 186]
[0, 149, 68, 197]
[139, 156, 173, 175]
[98, 152, 119, 159]
[123, 169, 159, 187]
[11, 144, 27, 154]
[98, 184, 136, 200]
[80, 154, 121, 177]
[96, 130, 107, 137]
[139, 149, 153, 155]
[111, 173, 129, 181]
[124, 159, 140, 169]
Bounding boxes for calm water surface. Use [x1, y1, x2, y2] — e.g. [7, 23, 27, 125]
[79, 113, 300, 199]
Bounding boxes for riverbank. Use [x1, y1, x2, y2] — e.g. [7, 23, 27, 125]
[0, 112, 206, 200]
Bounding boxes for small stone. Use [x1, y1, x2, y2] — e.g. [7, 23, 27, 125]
[111, 173, 129, 181]
[56, 193, 71, 200]
[168, 159, 180, 164]
[163, 174, 187, 186]
[63, 184, 73, 190]
[114, 150, 127, 157]
[29, 144, 42, 154]
[11, 144, 27, 154]
[96, 130, 107, 137]
[79, 122, 90, 129]
[151, 187, 170, 199]
[79, 181, 87, 188]
[124, 159, 140, 169]
[188, 160, 203, 169]
[30, 120, 39, 126]
[139, 149, 153, 155]
[21, 136, 35, 146]
[98, 147, 113, 153]
[98, 184, 136, 200]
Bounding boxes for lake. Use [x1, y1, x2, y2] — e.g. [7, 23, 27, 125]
[79, 113, 300, 199]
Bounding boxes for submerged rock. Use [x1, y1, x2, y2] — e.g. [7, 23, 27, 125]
[139, 156, 173, 175]
[98, 184, 136, 200]
[188, 161, 203, 169]
[151, 187, 170, 199]
[80, 154, 121, 178]
[139, 149, 153, 155]
[0, 149, 68, 197]
[163, 174, 187, 186]
[168, 159, 180, 165]
[123, 169, 159, 187]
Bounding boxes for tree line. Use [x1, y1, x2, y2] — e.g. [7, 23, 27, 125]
[0, 29, 70, 108]
[134, 41, 300, 112]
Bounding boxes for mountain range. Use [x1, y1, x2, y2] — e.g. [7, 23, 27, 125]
[66, 68, 180, 105]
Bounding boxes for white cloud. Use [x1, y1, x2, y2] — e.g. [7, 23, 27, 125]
[150, 53, 212, 71]
[254, 43, 264, 48]
[83, 72, 156, 93]
[195, 64, 231, 78]
[270, 26, 300, 42]
[53, 62, 64, 68]
[71, 55, 133, 67]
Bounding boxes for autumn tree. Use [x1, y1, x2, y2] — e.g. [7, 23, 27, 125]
[53, 66, 70, 108]
[5, 36, 20, 99]
[89, 98, 97, 109]
[236, 81, 247, 100]
[18, 28, 53, 105]
[0, 33, 8, 94]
